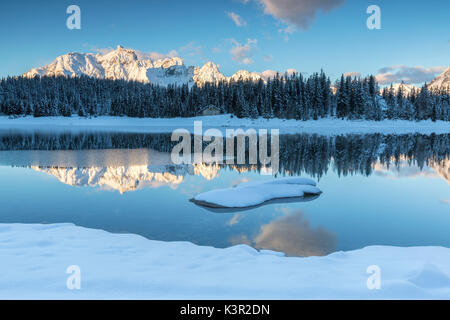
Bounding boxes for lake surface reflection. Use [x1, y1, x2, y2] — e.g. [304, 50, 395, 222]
[0, 130, 449, 256]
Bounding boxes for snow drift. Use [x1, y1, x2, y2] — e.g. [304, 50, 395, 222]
[1, 223, 449, 299]
[191, 177, 322, 208]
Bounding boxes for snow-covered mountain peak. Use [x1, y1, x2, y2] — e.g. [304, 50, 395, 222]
[199, 61, 222, 74]
[22, 47, 449, 90]
[429, 67, 450, 91]
[99, 46, 139, 64]
[203, 61, 219, 69]
[389, 83, 418, 96]
[230, 70, 262, 82]
[23, 46, 191, 86]
[153, 57, 184, 69]
[23, 52, 103, 79]
[193, 61, 227, 86]
[23, 46, 294, 87]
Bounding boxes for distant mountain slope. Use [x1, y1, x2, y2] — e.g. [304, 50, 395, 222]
[389, 83, 418, 95]
[23, 46, 197, 86]
[22, 46, 449, 91]
[429, 67, 450, 91]
[23, 46, 268, 87]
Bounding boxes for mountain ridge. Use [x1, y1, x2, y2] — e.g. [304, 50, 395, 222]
[23, 45, 267, 87]
[22, 46, 449, 90]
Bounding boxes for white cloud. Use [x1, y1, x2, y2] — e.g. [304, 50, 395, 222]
[375, 65, 446, 85]
[135, 49, 179, 61]
[180, 41, 203, 57]
[94, 47, 115, 55]
[82, 43, 114, 55]
[253, 211, 337, 257]
[229, 210, 337, 256]
[255, 0, 345, 31]
[229, 38, 257, 65]
[227, 214, 243, 226]
[279, 24, 296, 35]
[263, 54, 273, 62]
[227, 12, 247, 27]
[344, 72, 361, 78]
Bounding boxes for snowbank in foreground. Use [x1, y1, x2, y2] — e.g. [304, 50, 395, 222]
[192, 177, 321, 208]
[0, 115, 448, 135]
[1, 223, 450, 299]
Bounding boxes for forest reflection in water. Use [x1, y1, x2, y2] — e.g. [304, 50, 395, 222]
[0, 130, 448, 181]
[0, 130, 448, 256]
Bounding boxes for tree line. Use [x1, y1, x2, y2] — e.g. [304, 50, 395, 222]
[0, 72, 448, 121]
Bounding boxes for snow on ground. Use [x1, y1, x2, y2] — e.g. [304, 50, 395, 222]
[1, 223, 450, 299]
[192, 177, 322, 208]
[0, 115, 449, 135]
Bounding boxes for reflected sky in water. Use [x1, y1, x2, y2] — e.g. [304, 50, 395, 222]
[0, 132, 449, 257]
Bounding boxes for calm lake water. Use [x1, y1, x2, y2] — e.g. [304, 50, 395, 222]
[0, 130, 449, 257]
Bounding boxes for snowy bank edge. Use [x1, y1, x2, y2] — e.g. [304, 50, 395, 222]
[0, 115, 449, 135]
[1, 223, 450, 299]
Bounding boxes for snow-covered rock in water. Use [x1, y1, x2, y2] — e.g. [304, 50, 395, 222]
[192, 177, 322, 208]
[1, 223, 450, 299]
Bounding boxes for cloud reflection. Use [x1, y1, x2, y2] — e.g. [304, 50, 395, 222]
[230, 210, 337, 257]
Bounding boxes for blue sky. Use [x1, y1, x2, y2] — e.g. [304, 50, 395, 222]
[1, 0, 449, 84]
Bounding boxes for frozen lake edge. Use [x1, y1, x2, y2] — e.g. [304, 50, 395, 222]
[0, 115, 449, 135]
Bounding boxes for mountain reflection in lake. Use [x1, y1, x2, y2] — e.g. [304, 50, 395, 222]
[0, 130, 448, 257]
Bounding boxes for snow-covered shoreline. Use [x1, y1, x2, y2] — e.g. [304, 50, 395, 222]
[1, 223, 450, 299]
[0, 115, 449, 135]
